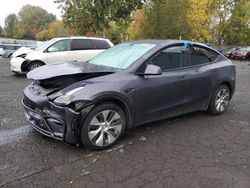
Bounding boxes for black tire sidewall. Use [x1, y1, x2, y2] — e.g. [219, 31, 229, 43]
[79, 102, 126, 150]
[209, 84, 230, 115]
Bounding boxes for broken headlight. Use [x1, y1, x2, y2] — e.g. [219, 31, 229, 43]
[53, 87, 84, 106]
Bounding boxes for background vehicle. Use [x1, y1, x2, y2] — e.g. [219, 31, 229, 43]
[231, 47, 250, 60]
[0, 44, 22, 58]
[224, 47, 239, 58]
[0, 45, 3, 56]
[23, 40, 236, 150]
[10, 36, 113, 73]
[10, 47, 35, 73]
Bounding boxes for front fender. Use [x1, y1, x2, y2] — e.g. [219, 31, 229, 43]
[72, 90, 135, 129]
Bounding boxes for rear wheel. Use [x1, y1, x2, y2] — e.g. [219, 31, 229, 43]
[80, 102, 126, 150]
[208, 84, 231, 115]
[27, 61, 43, 72]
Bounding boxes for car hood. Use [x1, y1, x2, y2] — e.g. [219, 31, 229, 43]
[13, 47, 33, 57]
[27, 61, 120, 80]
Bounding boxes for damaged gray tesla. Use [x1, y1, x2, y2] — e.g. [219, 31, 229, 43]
[22, 40, 236, 150]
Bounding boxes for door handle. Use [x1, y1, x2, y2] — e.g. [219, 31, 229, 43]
[211, 69, 218, 73]
[177, 75, 185, 79]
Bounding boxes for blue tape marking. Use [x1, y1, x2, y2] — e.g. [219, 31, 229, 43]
[183, 40, 193, 48]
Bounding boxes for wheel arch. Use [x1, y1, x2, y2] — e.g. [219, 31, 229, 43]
[220, 81, 234, 99]
[92, 96, 134, 130]
[205, 80, 234, 111]
[8, 53, 13, 58]
[21, 60, 45, 72]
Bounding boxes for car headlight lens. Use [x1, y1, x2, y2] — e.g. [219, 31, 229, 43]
[17, 53, 27, 58]
[53, 87, 84, 106]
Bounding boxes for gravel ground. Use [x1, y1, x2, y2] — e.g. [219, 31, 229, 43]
[0, 58, 250, 188]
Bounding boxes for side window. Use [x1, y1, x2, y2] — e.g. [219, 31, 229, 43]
[189, 45, 219, 66]
[92, 39, 111, 49]
[71, 39, 95, 50]
[148, 46, 187, 71]
[47, 40, 70, 52]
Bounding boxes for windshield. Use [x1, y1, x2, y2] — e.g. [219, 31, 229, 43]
[239, 47, 250, 51]
[34, 38, 59, 51]
[89, 43, 155, 70]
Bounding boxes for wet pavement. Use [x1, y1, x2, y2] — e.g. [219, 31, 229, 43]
[0, 58, 250, 188]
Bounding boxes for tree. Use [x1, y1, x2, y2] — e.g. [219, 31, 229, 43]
[18, 5, 56, 39]
[128, 9, 145, 40]
[4, 13, 18, 37]
[210, 0, 234, 47]
[0, 25, 3, 36]
[186, 0, 215, 42]
[142, 0, 189, 39]
[36, 21, 69, 40]
[224, 0, 250, 46]
[54, 0, 145, 38]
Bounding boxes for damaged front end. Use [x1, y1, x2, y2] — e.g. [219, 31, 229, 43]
[22, 66, 114, 145]
[22, 77, 83, 145]
[22, 93, 80, 145]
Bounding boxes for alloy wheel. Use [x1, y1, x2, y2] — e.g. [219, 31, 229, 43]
[88, 110, 123, 147]
[215, 88, 230, 113]
[29, 64, 41, 71]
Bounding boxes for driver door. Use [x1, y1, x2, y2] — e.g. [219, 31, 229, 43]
[134, 45, 189, 125]
[45, 39, 71, 64]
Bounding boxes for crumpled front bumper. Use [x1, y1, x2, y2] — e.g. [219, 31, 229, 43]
[10, 57, 24, 72]
[22, 90, 80, 145]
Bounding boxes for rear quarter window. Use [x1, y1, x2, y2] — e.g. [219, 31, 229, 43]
[189, 45, 219, 66]
[71, 39, 95, 50]
[92, 39, 111, 49]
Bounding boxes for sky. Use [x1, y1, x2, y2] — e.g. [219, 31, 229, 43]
[0, 0, 62, 27]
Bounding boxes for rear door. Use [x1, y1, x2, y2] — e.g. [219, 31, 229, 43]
[69, 39, 103, 62]
[184, 45, 220, 111]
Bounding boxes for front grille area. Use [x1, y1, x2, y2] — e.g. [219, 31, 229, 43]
[22, 96, 65, 140]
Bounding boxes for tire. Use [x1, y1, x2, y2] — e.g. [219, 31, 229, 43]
[8, 54, 13, 58]
[27, 61, 43, 72]
[208, 84, 231, 115]
[80, 102, 126, 150]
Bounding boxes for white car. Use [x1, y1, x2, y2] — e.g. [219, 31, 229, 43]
[10, 37, 113, 73]
[10, 46, 34, 72]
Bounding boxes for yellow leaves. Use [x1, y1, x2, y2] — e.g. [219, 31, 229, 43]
[128, 9, 145, 40]
[186, 0, 214, 42]
[36, 21, 69, 40]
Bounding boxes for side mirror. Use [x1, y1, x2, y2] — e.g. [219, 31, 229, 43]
[144, 64, 162, 75]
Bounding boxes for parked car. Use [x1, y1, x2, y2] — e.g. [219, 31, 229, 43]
[223, 47, 239, 58]
[22, 40, 236, 150]
[0, 45, 4, 57]
[231, 47, 250, 60]
[0, 44, 22, 58]
[10, 37, 113, 73]
[12, 46, 35, 57]
[10, 46, 35, 73]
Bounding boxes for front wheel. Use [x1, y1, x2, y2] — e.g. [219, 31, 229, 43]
[80, 103, 126, 150]
[27, 61, 43, 72]
[208, 84, 231, 115]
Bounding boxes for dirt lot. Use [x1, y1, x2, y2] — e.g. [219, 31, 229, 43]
[0, 58, 250, 188]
